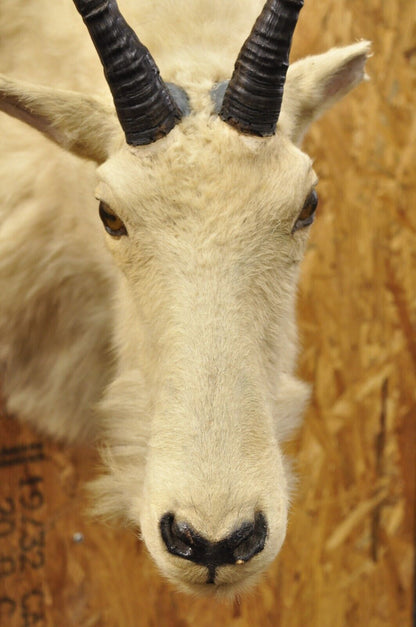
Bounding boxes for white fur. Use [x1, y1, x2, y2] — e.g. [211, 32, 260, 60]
[0, 0, 370, 597]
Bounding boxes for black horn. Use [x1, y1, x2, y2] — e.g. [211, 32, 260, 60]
[73, 0, 182, 145]
[220, 0, 303, 137]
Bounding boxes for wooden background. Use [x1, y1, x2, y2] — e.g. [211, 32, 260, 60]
[1, 0, 415, 625]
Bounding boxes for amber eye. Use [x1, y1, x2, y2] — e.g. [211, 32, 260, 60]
[292, 189, 319, 233]
[99, 201, 127, 237]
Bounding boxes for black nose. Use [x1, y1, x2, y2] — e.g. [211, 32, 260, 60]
[160, 511, 267, 578]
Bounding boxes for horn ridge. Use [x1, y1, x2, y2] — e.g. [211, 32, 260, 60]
[73, 0, 181, 145]
[220, 0, 303, 137]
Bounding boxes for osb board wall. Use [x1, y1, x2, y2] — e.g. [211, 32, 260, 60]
[0, 0, 415, 625]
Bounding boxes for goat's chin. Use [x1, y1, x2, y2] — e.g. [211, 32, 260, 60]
[158, 558, 273, 600]
[171, 570, 265, 600]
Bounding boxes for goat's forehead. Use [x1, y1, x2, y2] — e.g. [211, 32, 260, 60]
[96, 119, 315, 220]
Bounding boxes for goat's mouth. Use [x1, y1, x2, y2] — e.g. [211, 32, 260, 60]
[166, 562, 268, 599]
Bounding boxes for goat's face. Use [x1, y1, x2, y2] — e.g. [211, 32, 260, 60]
[95, 119, 314, 594]
[0, 0, 370, 597]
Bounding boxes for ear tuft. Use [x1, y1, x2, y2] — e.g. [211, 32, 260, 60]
[0, 74, 120, 163]
[279, 41, 372, 146]
[320, 41, 372, 102]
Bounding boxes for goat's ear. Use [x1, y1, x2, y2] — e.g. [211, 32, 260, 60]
[0, 75, 120, 163]
[279, 41, 371, 146]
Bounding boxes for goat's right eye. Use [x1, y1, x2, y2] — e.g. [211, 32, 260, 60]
[99, 201, 128, 237]
[291, 189, 319, 234]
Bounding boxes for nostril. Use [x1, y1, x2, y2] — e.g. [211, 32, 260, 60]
[232, 511, 268, 563]
[160, 513, 195, 559]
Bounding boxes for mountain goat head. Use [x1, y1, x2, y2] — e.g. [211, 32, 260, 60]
[0, 0, 370, 597]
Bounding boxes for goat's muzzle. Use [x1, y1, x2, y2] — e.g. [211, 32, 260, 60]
[160, 512, 268, 584]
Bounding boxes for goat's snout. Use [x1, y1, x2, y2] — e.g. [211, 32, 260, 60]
[160, 511, 268, 581]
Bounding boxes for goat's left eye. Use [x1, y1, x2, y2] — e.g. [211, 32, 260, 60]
[99, 201, 128, 237]
[292, 189, 319, 233]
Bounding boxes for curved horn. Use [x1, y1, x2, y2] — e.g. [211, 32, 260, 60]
[73, 0, 182, 145]
[220, 0, 303, 137]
